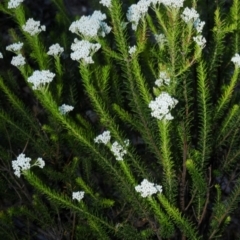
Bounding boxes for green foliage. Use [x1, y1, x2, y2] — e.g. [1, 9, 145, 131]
[1, 0, 240, 239]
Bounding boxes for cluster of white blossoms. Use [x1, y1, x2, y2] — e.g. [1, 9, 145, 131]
[27, 70, 55, 90]
[6, 42, 23, 53]
[128, 45, 137, 56]
[8, 0, 24, 9]
[194, 19, 205, 34]
[72, 191, 85, 202]
[154, 33, 167, 45]
[0, 52, 3, 58]
[94, 131, 129, 160]
[11, 54, 26, 67]
[58, 104, 74, 115]
[231, 53, 240, 67]
[94, 130, 111, 145]
[149, 92, 178, 120]
[181, 7, 199, 23]
[22, 18, 46, 36]
[193, 35, 206, 48]
[70, 39, 101, 64]
[135, 179, 162, 198]
[155, 71, 171, 87]
[99, 0, 111, 8]
[111, 140, 129, 161]
[47, 43, 64, 57]
[127, 0, 184, 31]
[69, 11, 111, 39]
[12, 153, 45, 178]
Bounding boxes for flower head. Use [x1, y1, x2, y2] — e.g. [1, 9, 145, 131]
[27, 70, 55, 90]
[70, 39, 101, 64]
[58, 104, 74, 115]
[11, 54, 26, 67]
[94, 131, 111, 145]
[161, 0, 184, 8]
[72, 191, 85, 201]
[154, 33, 167, 45]
[149, 92, 178, 120]
[194, 19, 205, 33]
[47, 43, 64, 56]
[8, 0, 24, 9]
[6, 42, 23, 53]
[155, 71, 170, 87]
[231, 53, 240, 67]
[181, 7, 199, 23]
[35, 158, 45, 168]
[135, 179, 162, 198]
[22, 18, 46, 36]
[0, 52, 3, 59]
[69, 11, 111, 38]
[99, 0, 111, 8]
[110, 140, 129, 161]
[193, 35, 206, 48]
[128, 45, 137, 56]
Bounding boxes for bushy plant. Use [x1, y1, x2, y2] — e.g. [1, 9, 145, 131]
[1, 0, 240, 239]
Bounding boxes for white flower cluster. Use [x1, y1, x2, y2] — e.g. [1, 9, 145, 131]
[6, 42, 23, 52]
[12, 153, 45, 178]
[193, 35, 206, 49]
[154, 33, 167, 45]
[22, 18, 46, 36]
[111, 140, 129, 161]
[72, 191, 85, 201]
[194, 19, 205, 33]
[149, 92, 178, 120]
[70, 39, 101, 64]
[69, 11, 111, 38]
[99, 0, 111, 8]
[27, 70, 55, 90]
[0, 52, 3, 58]
[135, 179, 162, 198]
[94, 131, 129, 160]
[47, 43, 64, 57]
[11, 54, 26, 67]
[155, 71, 170, 87]
[231, 53, 240, 67]
[126, 0, 151, 31]
[8, 0, 24, 9]
[58, 104, 74, 115]
[128, 45, 137, 56]
[162, 0, 184, 8]
[94, 130, 111, 145]
[181, 7, 199, 23]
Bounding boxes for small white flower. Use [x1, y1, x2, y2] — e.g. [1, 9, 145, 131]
[12, 153, 31, 177]
[69, 11, 111, 38]
[58, 104, 74, 115]
[94, 131, 111, 145]
[154, 33, 167, 45]
[8, 0, 24, 9]
[22, 18, 46, 36]
[231, 53, 240, 67]
[6, 42, 23, 52]
[35, 158, 45, 168]
[128, 45, 137, 56]
[72, 191, 85, 201]
[194, 19, 205, 33]
[27, 70, 55, 90]
[70, 38, 101, 64]
[47, 43, 64, 56]
[135, 179, 162, 198]
[99, 0, 111, 8]
[161, 0, 184, 8]
[11, 54, 26, 67]
[149, 92, 178, 120]
[181, 7, 199, 23]
[193, 35, 206, 48]
[0, 52, 3, 58]
[155, 71, 171, 87]
[111, 140, 129, 161]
